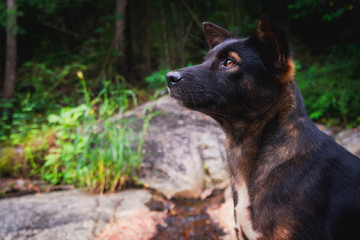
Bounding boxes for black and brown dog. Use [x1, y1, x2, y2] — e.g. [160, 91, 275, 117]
[166, 16, 360, 240]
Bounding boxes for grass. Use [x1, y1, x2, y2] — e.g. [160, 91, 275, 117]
[40, 74, 157, 193]
[0, 72, 157, 193]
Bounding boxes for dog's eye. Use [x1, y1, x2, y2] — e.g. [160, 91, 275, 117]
[224, 59, 234, 67]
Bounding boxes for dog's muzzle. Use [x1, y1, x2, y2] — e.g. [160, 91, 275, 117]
[166, 71, 182, 86]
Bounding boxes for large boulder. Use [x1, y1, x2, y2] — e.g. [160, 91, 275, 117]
[128, 96, 228, 199]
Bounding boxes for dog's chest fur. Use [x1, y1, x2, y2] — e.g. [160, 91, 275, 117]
[233, 181, 262, 240]
[227, 141, 263, 240]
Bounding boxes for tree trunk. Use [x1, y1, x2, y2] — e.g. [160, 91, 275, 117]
[114, 0, 126, 72]
[2, 0, 17, 100]
[100, 0, 126, 77]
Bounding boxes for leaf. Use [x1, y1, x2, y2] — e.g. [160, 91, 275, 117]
[48, 114, 61, 124]
[63, 142, 75, 153]
[44, 153, 60, 165]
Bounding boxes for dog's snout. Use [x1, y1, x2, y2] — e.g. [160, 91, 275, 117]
[166, 71, 182, 85]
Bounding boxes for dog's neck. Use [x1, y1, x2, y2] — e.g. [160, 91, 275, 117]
[220, 81, 315, 183]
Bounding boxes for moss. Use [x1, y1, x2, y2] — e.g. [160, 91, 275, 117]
[0, 147, 23, 177]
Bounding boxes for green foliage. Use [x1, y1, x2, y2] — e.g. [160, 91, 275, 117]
[145, 63, 195, 93]
[145, 68, 169, 90]
[296, 47, 360, 126]
[0, 99, 48, 144]
[288, 0, 356, 21]
[1, 62, 156, 193]
[0, 135, 50, 177]
[40, 75, 155, 192]
[145, 68, 170, 99]
[19, 62, 87, 104]
[0, 62, 86, 142]
[0, 147, 19, 177]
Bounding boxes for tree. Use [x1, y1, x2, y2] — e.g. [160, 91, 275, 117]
[2, 0, 17, 101]
[101, 0, 126, 75]
[114, 0, 126, 65]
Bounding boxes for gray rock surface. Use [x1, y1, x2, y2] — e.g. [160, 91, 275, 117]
[129, 96, 227, 199]
[0, 189, 153, 240]
[336, 125, 360, 157]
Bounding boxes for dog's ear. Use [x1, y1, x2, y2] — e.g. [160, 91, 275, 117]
[251, 15, 295, 83]
[202, 22, 231, 49]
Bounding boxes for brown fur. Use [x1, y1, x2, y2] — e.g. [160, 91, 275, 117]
[229, 51, 242, 63]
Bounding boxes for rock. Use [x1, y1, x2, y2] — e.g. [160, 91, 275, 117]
[96, 190, 166, 240]
[127, 96, 228, 199]
[200, 136, 229, 190]
[336, 125, 360, 157]
[96, 209, 166, 240]
[0, 189, 154, 240]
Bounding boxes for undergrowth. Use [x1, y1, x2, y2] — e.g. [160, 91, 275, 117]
[296, 46, 360, 127]
[0, 70, 157, 193]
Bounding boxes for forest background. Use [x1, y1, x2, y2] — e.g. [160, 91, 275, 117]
[0, 0, 359, 193]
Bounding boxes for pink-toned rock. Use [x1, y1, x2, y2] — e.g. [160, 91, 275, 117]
[96, 210, 166, 240]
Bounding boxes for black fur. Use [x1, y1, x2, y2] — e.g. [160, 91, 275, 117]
[166, 15, 360, 240]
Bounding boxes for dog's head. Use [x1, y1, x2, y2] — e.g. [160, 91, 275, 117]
[166, 16, 295, 122]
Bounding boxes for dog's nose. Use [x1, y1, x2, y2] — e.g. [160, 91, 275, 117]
[166, 71, 182, 85]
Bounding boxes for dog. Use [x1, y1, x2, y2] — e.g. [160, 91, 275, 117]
[165, 15, 360, 240]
